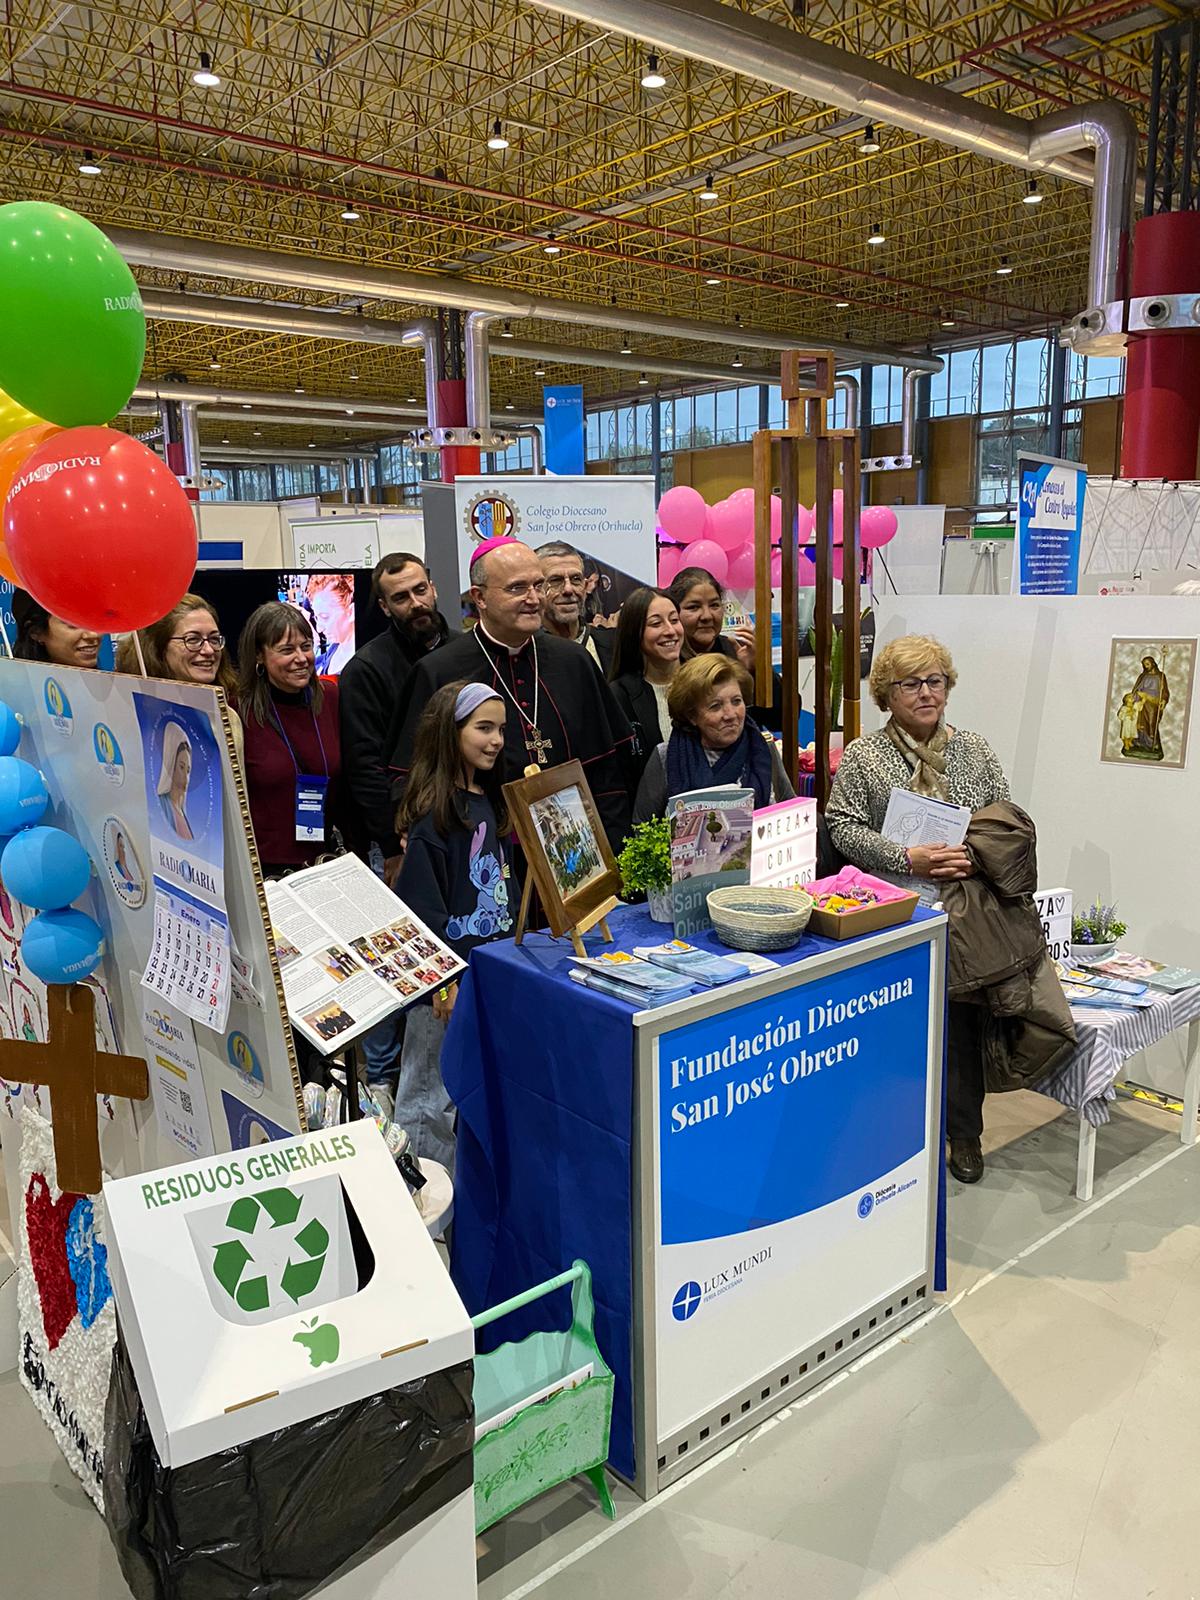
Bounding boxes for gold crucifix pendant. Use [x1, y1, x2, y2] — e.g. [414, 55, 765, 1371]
[525, 726, 551, 765]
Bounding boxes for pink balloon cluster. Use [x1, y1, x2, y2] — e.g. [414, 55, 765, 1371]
[655, 485, 898, 590]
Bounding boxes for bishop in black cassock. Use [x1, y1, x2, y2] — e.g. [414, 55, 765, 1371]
[389, 624, 635, 850]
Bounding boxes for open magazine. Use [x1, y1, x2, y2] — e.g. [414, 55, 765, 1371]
[669, 785, 754, 939]
[265, 854, 465, 1055]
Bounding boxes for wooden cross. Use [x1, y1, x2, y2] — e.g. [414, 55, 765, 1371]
[752, 349, 862, 807]
[0, 983, 149, 1195]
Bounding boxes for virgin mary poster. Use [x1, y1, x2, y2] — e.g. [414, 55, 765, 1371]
[1101, 637, 1196, 770]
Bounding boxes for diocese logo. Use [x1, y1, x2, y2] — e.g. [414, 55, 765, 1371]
[857, 1191, 875, 1219]
[464, 490, 521, 544]
[44, 677, 74, 735]
[672, 1280, 703, 1322]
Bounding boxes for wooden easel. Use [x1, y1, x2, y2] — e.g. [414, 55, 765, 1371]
[0, 982, 149, 1195]
[510, 763, 618, 959]
[752, 351, 862, 809]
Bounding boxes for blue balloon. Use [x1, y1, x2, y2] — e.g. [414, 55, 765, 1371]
[2, 827, 91, 910]
[0, 757, 48, 834]
[0, 702, 22, 757]
[21, 909, 104, 985]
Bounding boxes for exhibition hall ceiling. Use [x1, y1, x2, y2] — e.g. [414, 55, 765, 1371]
[0, 0, 1182, 448]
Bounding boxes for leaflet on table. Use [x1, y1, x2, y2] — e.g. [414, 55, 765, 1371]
[1059, 965, 1148, 997]
[572, 953, 694, 999]
[632, 940, 767, 985]
[264, 855, 465, 1056]
[669, 785, 753, 939]
[1077, 952, 1200, 991]
[881, 788, 970, 850]
[1061, 981, 1156, 1011]
[568, 967, 682, 1008]
[133, 693, 231, 1032]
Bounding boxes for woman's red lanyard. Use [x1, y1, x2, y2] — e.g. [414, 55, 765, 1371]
[270, 698, 330, 843]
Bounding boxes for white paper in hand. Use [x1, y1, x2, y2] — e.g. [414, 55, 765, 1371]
[882, 788, 971, 849]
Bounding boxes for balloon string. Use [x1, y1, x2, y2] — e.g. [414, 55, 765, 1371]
[131, 631, 148, 675]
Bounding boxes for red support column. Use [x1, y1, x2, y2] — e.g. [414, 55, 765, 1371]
[436, 378, 481, 483]
[1120, 212, 1200, 481]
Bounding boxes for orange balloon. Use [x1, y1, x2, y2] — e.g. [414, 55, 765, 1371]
[0, 420, 62, 583]
[0, 384, 47, 446]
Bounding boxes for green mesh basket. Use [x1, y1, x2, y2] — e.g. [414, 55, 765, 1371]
[471, 1260, 616, 1534]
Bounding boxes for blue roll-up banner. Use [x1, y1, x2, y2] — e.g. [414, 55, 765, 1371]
[543, 385, 585, 476]
[1014, 453, 1086, 595]
[653, 940, 937, 1436]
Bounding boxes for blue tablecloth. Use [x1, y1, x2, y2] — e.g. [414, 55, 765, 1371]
[442, 903, 947, 1481]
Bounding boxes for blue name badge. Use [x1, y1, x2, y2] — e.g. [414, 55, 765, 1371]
[295, 775, 329, 843]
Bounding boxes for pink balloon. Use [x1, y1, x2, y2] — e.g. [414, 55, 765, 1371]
[832, 545, 845, 582]
[798, 550, 816, 587]
[795, 504, 814, 543]
[657, 543, 682, 586]
[725, 541, 757, 589]
[708, 496, 752, 552]
[687, 538, 729, 586]
[861, 504, 899, 549]
[769, 547, 782, 588]
[658, 484, 710, 544]
[769, 494, 783, 544]
[655, 523, 677, 546]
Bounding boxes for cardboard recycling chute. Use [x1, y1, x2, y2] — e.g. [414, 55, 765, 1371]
[103, 1122, 472, 1467]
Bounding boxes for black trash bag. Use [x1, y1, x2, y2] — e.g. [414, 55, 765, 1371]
[103, 1326, 474, 1600]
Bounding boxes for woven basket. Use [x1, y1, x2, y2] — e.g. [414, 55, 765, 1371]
[706, 885, 814, 952]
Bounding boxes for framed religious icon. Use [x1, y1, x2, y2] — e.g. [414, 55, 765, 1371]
[1100, 637, 1196, 770]
[504, 759, 621, 954]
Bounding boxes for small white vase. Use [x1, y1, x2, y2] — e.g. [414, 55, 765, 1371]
[648, 888, 674, 923]
[1069, 940, 1116, 966]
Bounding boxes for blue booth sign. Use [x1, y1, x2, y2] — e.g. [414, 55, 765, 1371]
[543, 385, 584, 476]
[1015, 453, 1086, 595]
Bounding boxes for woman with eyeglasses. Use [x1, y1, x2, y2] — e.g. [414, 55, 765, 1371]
[116, 594, 244, 765]
[826, 633, 1013, 1187]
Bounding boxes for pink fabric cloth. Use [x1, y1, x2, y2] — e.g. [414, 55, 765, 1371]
[808, 866, 913, 905]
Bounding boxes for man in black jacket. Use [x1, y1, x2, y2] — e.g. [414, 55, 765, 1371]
[536, 540, 616, 676]
[340, 552, 450, 875]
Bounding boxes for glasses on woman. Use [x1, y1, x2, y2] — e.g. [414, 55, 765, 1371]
[171, 632, 225, 653]
[893, 674, 947, 696]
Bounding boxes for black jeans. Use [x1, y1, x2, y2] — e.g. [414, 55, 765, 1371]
[946, 1001, 987, 1142]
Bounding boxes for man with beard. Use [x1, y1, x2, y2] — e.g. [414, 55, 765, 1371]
[390, 538, 633, 851]
[536, 540, 615, 674]
[340, 552, 450, 872]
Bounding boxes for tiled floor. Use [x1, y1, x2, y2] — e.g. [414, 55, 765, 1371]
[3, 1090, 1199, 1600]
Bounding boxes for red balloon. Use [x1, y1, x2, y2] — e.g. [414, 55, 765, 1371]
[4, 427, 196, 633]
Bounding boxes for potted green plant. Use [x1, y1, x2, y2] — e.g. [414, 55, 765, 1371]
[1070, 900, 1127, 965]
[617, 817, 673, 922]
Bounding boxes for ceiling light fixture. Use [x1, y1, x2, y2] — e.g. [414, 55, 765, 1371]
[192, 50, 220, 88]
[731, 353, 744, 368]
[1023, 178, 1044, 205]
[940, 312, 957, 328]
[208, 356, 221, 370]
[77, 150, 101, 176]
[294, 381, 305, 393]
[996, 256, 1014, 275]
[407, 395, 418, 404]
[835, 297, 850, 309]
[221, 436, 230, 445]
[641, 51, 666, 89]
[705, 275, 721, 286]
[242, 403, 251, 410]
[859, 123, 881, 154]
[543, 234, 561, 254]
[698, 172, 719, 201]
[500, 321, 514, 338]
[534, 366, 546, 376]
[638, 372, 649, 385]
[307, 441, 315, 448]
[487, 119, 509, 151]
[504, 400, 515, 410]
[349, 370, 359, 381]
[620, 334, 632, 354]
[340, 204, 361, 222]
[867, 221, 886, 245]
[253, 429, 262, 437]
[345, 408, 355, 416]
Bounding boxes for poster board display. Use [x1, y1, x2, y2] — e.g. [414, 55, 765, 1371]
[288, 515, 381, 571]
[421, 474, 656, 622]
[1013, 454, 1086, 596]
[0, 661, 303, 1504]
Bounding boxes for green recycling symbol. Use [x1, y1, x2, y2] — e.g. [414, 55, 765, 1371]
[210, 1187, 329, 1313]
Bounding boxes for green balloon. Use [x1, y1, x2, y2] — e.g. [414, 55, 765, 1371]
[0, 202, 145, 427]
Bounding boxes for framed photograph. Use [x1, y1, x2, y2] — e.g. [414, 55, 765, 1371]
[503, 759, 621, 939]
[1100, 637, 1196, 770]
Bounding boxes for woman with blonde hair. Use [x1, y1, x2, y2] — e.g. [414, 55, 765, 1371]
[826, 633, 1012, 1185]
[632, 652, 792, 823]
[116, 593, 244, 764]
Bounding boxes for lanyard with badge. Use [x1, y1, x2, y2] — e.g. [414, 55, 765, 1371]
[270, 700, 330, 842]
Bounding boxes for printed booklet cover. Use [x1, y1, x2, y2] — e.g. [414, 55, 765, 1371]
[668, 786, 754, 940]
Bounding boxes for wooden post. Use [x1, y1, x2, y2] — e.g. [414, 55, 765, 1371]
[839, 430, 863, 744]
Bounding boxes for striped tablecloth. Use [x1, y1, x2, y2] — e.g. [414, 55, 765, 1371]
[1038, 985, 1200, 1126]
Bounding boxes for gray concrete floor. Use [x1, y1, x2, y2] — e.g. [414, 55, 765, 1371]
[4, 1090, 1200, 1599]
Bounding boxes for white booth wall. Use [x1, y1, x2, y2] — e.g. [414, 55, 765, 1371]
[873, 594, 1200, 1096]
[195, 503, 424, 569]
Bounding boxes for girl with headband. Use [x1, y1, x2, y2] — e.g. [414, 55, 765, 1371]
[393, 679, 513, 1171]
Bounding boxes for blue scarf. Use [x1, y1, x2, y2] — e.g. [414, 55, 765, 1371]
[665, 717, 774, 807]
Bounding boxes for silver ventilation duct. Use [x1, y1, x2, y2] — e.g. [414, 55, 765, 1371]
[516, 0, 1137, 324]
[108, 228, 941, 373]
[130, 379, 541, 427]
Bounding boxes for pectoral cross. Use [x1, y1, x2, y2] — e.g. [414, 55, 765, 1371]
[525, 726, 552, 766]
[0, 984, 149, 1195]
